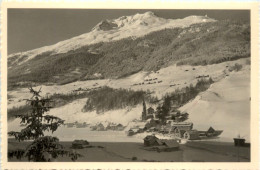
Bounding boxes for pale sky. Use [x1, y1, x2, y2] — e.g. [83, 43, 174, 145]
[8, 9, 250, 54]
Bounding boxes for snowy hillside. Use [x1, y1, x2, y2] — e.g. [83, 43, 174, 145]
[179, 66, 250, 142]
[8, 12, 215, 64]
[8, 58, 250, 142]
[7, 11, 251, 143]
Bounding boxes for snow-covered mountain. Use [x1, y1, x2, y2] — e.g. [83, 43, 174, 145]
[8, 11, 216, 64]
[8, 12, 249, 88]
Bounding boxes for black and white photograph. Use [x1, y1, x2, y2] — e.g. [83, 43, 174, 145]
[1, 2, 259, 168]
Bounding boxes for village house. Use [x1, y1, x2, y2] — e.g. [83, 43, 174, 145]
[106, 123, 125, 131]
[96, 123, 105, 131]
[91, 123, 105, 131]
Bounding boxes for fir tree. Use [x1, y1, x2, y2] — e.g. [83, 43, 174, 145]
[8, 87, 81, 162]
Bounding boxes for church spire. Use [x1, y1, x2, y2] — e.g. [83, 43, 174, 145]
[142, 99, 147, 121]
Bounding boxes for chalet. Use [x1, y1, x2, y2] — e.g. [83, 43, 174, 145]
[66, 123, 75, 128]
[116, 124, 125, 131]
[107, 123, 125, 131]
[127, 129, 137, 136]
[96, 123, 105, 131]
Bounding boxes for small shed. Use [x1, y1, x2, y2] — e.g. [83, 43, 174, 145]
[143, 135, 163, 146]
[71, 140, 89, 149]
[233, 138, 246, 146]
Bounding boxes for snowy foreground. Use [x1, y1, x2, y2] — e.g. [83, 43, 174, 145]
[8, 58, 250, 142]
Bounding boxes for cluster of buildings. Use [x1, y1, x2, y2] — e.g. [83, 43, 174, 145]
[65, 122, 89, 128]
[90, 122, 125, 131]
[127, 100, 190, 136]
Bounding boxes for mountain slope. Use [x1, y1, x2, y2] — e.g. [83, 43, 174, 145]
[180, 66, 250, 141]
[8, 13, 250, 89]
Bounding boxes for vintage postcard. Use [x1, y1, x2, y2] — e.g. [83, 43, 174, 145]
[1, 1, 259, 169]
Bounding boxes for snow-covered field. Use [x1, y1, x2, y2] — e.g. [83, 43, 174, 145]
[8, 58, 250, 142]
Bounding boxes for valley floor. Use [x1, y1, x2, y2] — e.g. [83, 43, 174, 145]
[8, 140, 250, 162]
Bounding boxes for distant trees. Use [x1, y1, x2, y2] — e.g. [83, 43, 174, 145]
[8, 87, 81, 161]
[156, 95, 171, 122]
[171, 78, 213, 106]
[156, 78, 214, 123]
[8, 87, 158, 120]
[82, 86, 158, 113]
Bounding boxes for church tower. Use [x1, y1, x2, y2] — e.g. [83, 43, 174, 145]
[142, 99, 147, 121]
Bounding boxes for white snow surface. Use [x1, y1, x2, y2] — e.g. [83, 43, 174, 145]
[8, 59, 250, 142]
[8, 12, 216, 65]
[179, 69, 250, 142]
